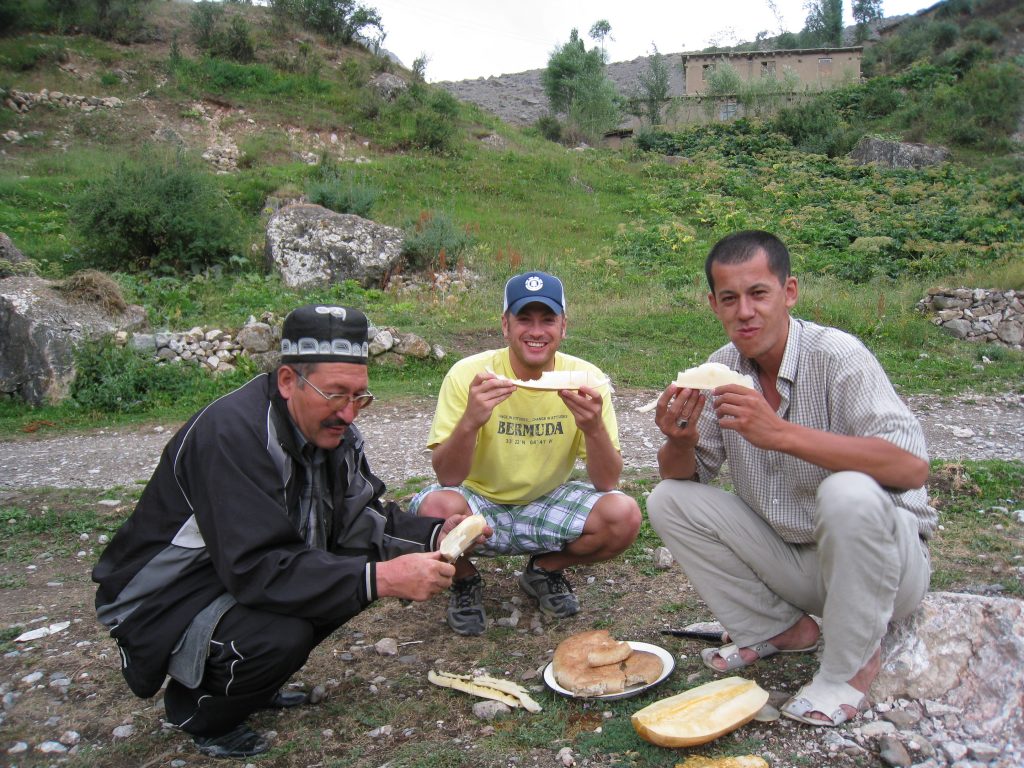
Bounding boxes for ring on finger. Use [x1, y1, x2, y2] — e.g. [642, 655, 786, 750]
[675, 417, 688, 428]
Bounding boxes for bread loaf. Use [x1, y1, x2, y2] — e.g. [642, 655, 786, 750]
[552, 630, 663, 697]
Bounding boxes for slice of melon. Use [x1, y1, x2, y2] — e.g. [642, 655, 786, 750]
[438, 515, 488, 562]
[488, 368, 611, 391]
[630, 676, 769, 747]
[672, 362, 754, 391]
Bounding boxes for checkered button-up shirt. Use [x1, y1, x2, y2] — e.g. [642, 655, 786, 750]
[695, 318, 935, 543]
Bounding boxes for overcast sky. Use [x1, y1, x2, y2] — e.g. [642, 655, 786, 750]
[367, 0, 934, 83]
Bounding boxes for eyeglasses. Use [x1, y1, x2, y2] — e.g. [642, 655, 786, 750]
[297, 373, 374, 410]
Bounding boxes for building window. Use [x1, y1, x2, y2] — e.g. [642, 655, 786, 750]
[818, 57, 833, 77]
[702, 63, 715, 80]
[719, 99, 738, 120]
[760, 61, 776, 77]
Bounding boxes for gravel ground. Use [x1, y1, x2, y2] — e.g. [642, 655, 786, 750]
[1, 390, 1021, 491]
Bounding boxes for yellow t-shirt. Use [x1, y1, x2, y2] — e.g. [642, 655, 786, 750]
[427, 348, 620, 505]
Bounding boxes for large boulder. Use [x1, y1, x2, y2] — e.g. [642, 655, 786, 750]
[264, 204, 404, 290]
[873, 592, 1024, 741]
[0, 274, 145, 405]
[848, 136, 951, 169]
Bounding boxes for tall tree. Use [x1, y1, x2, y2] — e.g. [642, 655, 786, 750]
[589, 19, 612, 58]
[852, 0, 883, 42]
[542, 28, 621, 142]
[803, 0, 843, 47]
[627, 44, 670, 126]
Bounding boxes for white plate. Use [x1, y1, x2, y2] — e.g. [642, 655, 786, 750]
[542, 641, 675, 700]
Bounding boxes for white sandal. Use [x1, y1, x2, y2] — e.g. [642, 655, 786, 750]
[781, 678, 866, 727]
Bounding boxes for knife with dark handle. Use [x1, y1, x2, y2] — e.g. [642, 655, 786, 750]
[659, 629, 726, 642]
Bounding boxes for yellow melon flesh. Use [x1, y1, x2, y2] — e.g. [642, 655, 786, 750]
[631, 677, 769, 748]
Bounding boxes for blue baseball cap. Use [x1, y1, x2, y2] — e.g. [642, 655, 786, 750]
[503, 271, 566, 316]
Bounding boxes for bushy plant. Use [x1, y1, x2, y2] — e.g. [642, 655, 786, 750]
[404, 90, 461, 153]
[534, 114, 563, 143]
[963, 18, 1002, 45]
[633, 128, 679, 155]
[267, 0, 381, 44]
[190, 3, 256, 63]
[71, 150, 245, 274]
[772, 97, 859, 156]
[71, 338, 256, 414]
[402, 210, 474, 272]
[306, 172, 379, 217]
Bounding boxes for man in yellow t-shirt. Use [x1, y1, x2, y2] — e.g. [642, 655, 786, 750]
[409, 271, 642, 635]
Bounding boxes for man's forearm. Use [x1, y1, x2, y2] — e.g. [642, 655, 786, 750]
[583, 427, 623, 491]
[657, 438, 698, 481]
[773, 423, 928, 490]
[431, 418, 480, 487]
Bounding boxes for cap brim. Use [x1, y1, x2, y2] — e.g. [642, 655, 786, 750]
[507, 297, 563, 315]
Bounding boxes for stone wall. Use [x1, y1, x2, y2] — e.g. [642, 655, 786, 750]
[2, 88, 123, 114]
[917, 289, 1024, 349]
[116, 316, 443, 374]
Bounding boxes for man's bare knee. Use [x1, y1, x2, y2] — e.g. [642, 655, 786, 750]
[416, 489, 470, 519]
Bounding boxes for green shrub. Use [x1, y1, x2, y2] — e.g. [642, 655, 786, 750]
[534, 114, 563, 143]
[633, 128, 679, 155]
[401, 211, 474, 271]
[773, 97, 857, 156]
[963, 19, 1002, 45]
[0, 37, 68, 70]
[929, 21, 960, 53]
[71, 337, 256, 414]
[70, 151, 245, 274]
[405, 91, 461, 153]
[306, 173, 379, 218]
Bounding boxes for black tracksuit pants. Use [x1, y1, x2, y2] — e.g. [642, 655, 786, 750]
[164, 604, 343, 737]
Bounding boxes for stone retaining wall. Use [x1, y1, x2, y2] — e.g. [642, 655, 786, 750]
[918, 288, 1024, 348]
[2, 88, 123, 114]
[114, 317, 442, 374]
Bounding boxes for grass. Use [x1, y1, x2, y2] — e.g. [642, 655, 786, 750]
[0, 4, 1021, 428]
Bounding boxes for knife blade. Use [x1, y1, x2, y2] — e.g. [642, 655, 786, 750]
[659, 629, 726, 642]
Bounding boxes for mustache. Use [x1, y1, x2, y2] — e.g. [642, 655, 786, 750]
[321, 416, 350, 429]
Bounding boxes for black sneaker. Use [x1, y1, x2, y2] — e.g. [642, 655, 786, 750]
[518, 556, 579, 618]
[447, 574, 486, 636]
[265, 689, 310, 709]
[193, 723, 270, 759]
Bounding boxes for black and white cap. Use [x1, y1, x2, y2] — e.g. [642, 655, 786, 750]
[280, 304, 369, 364]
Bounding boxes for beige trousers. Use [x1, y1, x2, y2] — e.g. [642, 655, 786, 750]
[647, 471, 930, 684]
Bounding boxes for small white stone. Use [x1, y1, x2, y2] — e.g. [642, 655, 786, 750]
[35, 741, 68, 754]
[112, 724, 134, 739]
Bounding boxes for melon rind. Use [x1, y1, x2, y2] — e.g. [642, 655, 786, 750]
[630, 676, 769, 747]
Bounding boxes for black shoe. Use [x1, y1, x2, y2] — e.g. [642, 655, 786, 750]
[193, 723, 270, 758]
[447, 574, 486, 636]
[266, 689, 310, 709]
[518, 555, 579, 618]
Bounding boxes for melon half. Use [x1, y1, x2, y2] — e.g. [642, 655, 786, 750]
[630, 676, 769, 748]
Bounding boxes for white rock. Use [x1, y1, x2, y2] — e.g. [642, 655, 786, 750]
[7, 742, 28, 754]
[59, 730, 80, 746]
[472, 700, 511, 720]
[35, 741, 68, 754]
[374, 637, 399, 656]
[112, 724, 134, 738]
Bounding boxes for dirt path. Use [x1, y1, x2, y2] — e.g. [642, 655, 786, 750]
[1, 390, 1021, 492]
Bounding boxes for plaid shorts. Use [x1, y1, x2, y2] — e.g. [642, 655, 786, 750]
[408, 481, 622, 556]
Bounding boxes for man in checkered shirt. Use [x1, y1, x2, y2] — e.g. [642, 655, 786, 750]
[647, 230, 935, 728]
